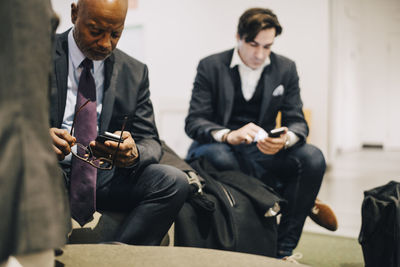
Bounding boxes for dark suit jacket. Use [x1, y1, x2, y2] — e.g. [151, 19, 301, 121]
[0, 0, 70, 261]
[49, 30, 162, 172]
[185, 49, 308, 144]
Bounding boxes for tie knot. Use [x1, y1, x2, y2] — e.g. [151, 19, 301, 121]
[81, 58, 93, 70]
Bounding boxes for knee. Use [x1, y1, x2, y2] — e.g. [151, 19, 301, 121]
[173, 168, 191, 199]
[211, 152, 240, 171]
[187, 143, 239, 171]
[160, 165, 191, 201]
[300, 144, 326, 175]
[142, 164, 190, 202]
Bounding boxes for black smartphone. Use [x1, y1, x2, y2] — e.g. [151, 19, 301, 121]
[268, 127, 286, 138]
[95, 131, 121, 143]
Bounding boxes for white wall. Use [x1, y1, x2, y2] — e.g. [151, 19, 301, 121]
[330, 0, 400, 155]
[51, 0, 330, 158]
[359, 0, 400, 150]
[329, 0, 363, 154]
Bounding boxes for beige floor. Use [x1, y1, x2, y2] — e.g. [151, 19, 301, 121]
[303, 149, 400, 238]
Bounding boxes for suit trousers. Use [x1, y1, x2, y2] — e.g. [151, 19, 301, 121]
[63, 163, 189, 245]
[187, 141, 325, 256]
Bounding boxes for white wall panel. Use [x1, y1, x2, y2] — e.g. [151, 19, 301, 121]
[331, 0, 400, 154]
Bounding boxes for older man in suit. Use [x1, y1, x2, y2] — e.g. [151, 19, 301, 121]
[185, 8, 328, 258]
[49, 0, 189, 245]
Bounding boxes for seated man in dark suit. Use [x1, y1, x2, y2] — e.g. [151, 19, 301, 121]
[49, 0, 189, 245]
[185, 8, 335, 258]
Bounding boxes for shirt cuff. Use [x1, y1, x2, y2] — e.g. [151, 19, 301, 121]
[211, 129, 231, 142]
[286, 131, 300, 148]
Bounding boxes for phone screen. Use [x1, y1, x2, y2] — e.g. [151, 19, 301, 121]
[95, 132, 121, 143]
[268, 127, 286, 138]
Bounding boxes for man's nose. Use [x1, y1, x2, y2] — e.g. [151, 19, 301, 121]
[97, 34, 112, 50]
[255, 47, 264, 60]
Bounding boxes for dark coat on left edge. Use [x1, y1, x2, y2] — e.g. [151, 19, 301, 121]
[0, 0, 71, 261]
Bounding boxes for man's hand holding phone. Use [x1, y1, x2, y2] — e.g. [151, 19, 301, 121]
[95, 132, 121, 143]
[90, 131, 139, 168]
[256, 127, 288, 155]
[225, 122, 263, 145]
[268, 127, 287, 138]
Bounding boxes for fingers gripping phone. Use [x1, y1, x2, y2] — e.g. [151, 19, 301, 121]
[95, 131, 121, 143]
[268, 127, 286, 138]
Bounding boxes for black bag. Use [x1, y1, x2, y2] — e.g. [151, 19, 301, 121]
[174, 157, 285, 257]
[358, 180, 400, 267]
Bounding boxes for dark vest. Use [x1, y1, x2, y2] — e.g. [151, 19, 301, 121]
[227, 67, 264, 130]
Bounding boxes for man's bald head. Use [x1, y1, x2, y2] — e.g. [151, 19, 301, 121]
[71, 0, 128, 60]
[76, 0, 128, 20]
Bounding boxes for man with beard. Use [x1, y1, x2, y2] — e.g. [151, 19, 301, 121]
[49, 0, 189, 245]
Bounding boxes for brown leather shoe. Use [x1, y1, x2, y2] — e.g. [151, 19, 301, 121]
[309, 198, 338, 231]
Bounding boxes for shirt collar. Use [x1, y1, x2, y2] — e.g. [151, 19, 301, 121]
[68, 28, 104, 71]
[229, 47, 271, 71]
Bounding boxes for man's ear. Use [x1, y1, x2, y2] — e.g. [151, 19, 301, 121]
[236, 33, 244, 48]
[71, 3, 78, 24]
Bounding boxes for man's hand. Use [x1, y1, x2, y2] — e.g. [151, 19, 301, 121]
[90, 131, 138, 168]
[256, 127, 288, 155]
[226, 122, 263, 145]
[49, 128, 76, 161]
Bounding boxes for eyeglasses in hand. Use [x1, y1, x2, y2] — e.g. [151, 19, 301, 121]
[70, 99, 128, 170]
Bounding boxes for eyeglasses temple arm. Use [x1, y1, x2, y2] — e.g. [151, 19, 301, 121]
[69, 98, 92, 136]
[112, 115, 129, 165]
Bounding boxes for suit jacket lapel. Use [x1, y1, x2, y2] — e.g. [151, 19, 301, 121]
[99, 53, 118, 133]
[258, 58, 279, 124]
[53, 32, 69, 127]
[221, 49, 236, 125]
[222, 66, 236, 125]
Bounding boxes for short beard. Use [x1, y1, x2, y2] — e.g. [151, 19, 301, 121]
[73, 29, 110, 61]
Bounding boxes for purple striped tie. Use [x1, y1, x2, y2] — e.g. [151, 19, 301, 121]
[70, 58, 97, 226]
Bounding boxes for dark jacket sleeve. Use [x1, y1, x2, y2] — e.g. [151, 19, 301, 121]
[107, 52, 162, 172]
[128, 64, 162, 170]
[280, 61, 309, 141]
[185, 58, 225, 143]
